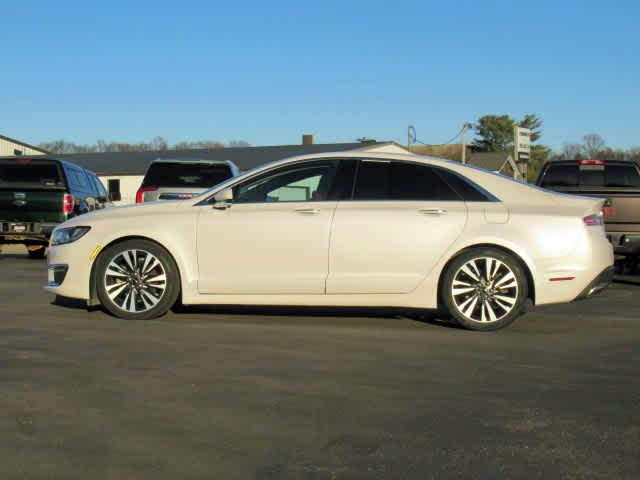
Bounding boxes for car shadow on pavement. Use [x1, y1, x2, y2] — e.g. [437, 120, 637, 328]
[48, 295, 460, 329]
[173, 304, 461, 329]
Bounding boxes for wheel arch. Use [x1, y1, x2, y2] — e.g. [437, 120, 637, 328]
[437, 243, 536, 307]
[88, 235, 183, 307]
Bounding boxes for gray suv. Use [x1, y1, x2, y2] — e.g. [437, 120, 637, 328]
[136, 159, 240, 203]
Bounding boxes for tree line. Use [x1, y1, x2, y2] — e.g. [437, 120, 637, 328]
[38, 136, 250, 154]
[471, 114, 640, 181]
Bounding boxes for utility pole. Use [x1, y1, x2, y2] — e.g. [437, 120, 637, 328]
[461, 123, 472, 164]
[407, 125, 416, 149]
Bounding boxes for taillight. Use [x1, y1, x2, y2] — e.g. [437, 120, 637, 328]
[63, 194, 74, 214]
[136, 186, 157, 203]
[583, 213, 604, 226]
[602, 199, 614, 217]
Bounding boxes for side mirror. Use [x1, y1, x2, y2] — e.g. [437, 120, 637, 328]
[212, 188, 233, 209]
[109, 191, 121, 202]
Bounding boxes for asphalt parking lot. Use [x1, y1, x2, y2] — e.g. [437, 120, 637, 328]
[1, 246, 639, 480]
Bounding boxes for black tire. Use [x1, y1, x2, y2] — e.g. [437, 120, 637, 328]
[440, 247, 529, 331]
[27, 247, 47, 259]
[95, 239, 180, 320]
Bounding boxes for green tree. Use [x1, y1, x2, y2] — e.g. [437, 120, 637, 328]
[519, 114, 543, 142]
[472, 115, 515, 151]
[527, 144, 551, 182]
[472, 113, 543, 151]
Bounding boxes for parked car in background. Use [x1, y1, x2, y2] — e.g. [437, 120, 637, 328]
[536, 160, 640, 266]
[136, 159, 239, 203]
[46, 152, 613, 330]
[0, 157, 117, 258]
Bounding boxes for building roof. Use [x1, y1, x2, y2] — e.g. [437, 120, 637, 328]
[467, 151, 513, 172]
[58, 141, 399, 176]
[408, 144, 470, 162]
[0, 134, 50, 155]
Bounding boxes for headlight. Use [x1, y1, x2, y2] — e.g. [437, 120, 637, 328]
[50, 226, 91, 246]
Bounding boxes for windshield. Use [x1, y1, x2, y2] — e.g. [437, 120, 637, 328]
[142, 163, 233, 188]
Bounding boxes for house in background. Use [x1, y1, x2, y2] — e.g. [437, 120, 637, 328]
[409, 145, 522, 179]
[59, 138, 409, 204]
[467, 152, 521, 179]
[0, 134, 49, 157]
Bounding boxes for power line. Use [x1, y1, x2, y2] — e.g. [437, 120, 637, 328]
[408, 124, 471, 147]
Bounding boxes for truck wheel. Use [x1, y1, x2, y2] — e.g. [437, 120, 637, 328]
[27, 247, 47, 259]
[95, 239, 180, 320]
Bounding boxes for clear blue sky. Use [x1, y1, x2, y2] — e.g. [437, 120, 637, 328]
[2, 0, 639, 151]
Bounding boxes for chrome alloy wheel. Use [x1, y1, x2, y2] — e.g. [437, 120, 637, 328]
[451, 257, 519, 323]
[103, 249, 167, 313]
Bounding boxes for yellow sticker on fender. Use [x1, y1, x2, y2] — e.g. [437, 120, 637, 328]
[89, 245, 103, 261]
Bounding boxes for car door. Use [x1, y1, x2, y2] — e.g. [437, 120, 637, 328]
[196, 159, 351, 295]
[327, 159, 468, 294]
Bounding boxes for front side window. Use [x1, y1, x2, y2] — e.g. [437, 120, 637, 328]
[353, 160, 461, 201]
[234, 160, 339, 203]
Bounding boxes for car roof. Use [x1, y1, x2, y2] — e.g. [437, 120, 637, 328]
[149, 158, 234, 166]
[0, 156, 94, 172]
[543, 159, 636, 166]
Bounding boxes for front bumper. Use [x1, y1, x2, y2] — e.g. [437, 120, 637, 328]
[47, 264, 69, 287]
[574, 266, 614, 301]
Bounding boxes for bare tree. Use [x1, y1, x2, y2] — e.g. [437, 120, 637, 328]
[582, 134, 606, 158]
[560, 142, 584, 160]
[228, 140, 250, 148]
[150, 136, 168, 151]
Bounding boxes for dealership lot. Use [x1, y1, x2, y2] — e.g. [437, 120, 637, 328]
[1, 247, 639, 479]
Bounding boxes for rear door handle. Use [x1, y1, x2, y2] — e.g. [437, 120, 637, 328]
[419, 208, 447, 216]
[295, 207, 320, 215]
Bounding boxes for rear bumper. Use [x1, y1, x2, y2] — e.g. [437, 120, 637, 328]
[607, 232, 640, 256]
[574, 266, 614, 301]
[0, 222, 57, 244]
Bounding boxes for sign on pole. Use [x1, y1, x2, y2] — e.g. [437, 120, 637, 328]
[514, 126, 531, 164]
[514, 126, 531, 181]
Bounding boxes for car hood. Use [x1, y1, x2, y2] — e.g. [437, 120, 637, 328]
[58, 200, 187, 228]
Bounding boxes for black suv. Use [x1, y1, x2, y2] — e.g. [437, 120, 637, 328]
[0, 157, 118, 258]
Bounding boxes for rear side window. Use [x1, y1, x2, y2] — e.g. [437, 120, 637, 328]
[0, 161, 63, 186]
[435, 169, 492, 201]
[142, 163, 232, 188]
[540, 163, 640, 188]
[353, 161, 461, 201]
[67, 168, 89, 191]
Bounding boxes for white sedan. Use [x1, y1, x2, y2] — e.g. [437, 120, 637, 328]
[46, 152, 614, 330]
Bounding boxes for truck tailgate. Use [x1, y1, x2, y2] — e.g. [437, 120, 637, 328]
[0, 189, 65, 223]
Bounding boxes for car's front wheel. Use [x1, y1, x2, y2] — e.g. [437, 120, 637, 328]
[441, 248, 529, 331]
[95, 239, 180, 320]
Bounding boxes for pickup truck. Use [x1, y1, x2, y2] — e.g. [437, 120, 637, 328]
[536, 159, 640, 270]
[0, 157, 117, 258]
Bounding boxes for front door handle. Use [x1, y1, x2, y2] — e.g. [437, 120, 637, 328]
[295, 207, 320, 215]
[419, 208, 447, 216]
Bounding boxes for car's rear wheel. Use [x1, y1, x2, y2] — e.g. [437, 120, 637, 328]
[441, 248, 529, 331]
[95, 240, 180, 320]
